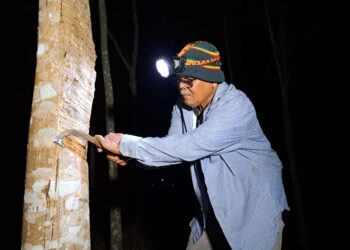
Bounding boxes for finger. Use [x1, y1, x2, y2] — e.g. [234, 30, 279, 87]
[118, 162, 127, 166]
[116, 159, 128, 166]
[106, 155, 128, 166]
[107, 154, 115, 160]
[94, 134, 104, 140]
[96, 135, 107, 145]
[116, 161, 127, 166]
[107, 154, 120, 162]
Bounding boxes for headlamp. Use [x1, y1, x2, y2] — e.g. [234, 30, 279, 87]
[155, 56, 186, 78]
[173, 56, 186, 73]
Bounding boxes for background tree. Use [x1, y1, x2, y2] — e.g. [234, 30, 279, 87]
[262, 1, 309, 249]
[97, 0, 123, 248]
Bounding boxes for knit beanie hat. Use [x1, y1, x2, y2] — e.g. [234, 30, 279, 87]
[175, 41, 225, 83]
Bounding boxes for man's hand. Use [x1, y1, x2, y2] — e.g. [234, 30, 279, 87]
[95, 132, 123, 155]
[94, 133, 131, 166]
[106, 154, 130, 166]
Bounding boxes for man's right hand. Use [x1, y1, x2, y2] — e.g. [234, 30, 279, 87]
[94, 133, 123, 154]
[94, 133, 130, 166]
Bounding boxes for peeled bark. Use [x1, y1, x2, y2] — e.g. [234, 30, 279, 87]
[21, 0, 96, 249]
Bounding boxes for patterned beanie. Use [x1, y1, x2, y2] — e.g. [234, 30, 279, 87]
[175, 41, 225, 83]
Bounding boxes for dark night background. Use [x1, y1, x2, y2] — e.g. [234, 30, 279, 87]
[3, 0, 349, 249]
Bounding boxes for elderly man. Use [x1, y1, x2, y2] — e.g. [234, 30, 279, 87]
[95, 41, 289, 250]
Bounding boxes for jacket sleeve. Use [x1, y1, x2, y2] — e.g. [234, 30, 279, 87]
[120, 91, 267, 166]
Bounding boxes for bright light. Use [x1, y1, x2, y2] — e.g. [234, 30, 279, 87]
[156, 58, 170, 78]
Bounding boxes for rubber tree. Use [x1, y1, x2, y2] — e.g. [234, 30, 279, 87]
[262, 0, 309, 249]
[100, 0, 139, 247]
[21, 0, 96, 249]
[97, 0, 123, 248]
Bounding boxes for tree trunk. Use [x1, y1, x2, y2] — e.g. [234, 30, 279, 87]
[21, 0, 96, 249]
[97, 0, 123, 249]
[129, 0, 139, 98]
[263, 1, 309, 249]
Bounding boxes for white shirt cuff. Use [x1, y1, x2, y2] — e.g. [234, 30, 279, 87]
[120, 134, 142, 158]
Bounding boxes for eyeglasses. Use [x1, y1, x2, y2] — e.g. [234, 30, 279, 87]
[177, 77, 196, 87]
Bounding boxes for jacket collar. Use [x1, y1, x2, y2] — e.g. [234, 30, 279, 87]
[211, 81, 232, 105]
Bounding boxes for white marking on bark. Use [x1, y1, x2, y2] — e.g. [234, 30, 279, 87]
[84, 240, 89, 249]
[48, 11, 60, 23]
[58, 180, 80, 197]
[38, 11, 42, 23]
[33, 167, 54, 177]
[69, 225, 82, 234]
[39, 101, 55, 109]
[45, 240, 60, 249]
[37, 43, 47, 56]
[30, 180, 47, 195]
[39, 83, 57, 100]
[23, 180, 49, 224]
[65, 196, 79, 210]
[60, 225, 83, 245]
[22, 243, 44, 250]
[35, 128, 57, 147]
[32, 101, 55, 118]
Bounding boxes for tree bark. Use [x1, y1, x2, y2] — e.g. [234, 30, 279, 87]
[129, 0, 139, 98]
[97, 0, 123, 249]
[21, 0, 96, 249]
[263, 1, 309, 249]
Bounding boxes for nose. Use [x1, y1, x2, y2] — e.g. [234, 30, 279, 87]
[177, 81, 187, 89]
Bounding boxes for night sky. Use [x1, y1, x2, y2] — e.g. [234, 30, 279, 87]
[4, 0, 349, 249]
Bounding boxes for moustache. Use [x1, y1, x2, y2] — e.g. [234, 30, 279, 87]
[180, 91, 191, 96]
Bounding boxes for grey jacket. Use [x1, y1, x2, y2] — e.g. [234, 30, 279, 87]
[120, 81, 289, 249]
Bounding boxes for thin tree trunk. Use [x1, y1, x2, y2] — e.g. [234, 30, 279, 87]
[21, 0, 96, 249]
[98, 0, 123, 249]
[98, 0, 117, 179]
[263, 1, 309, 249]
[223, 5, 233, 83]
[129, 0, 139, 98]
[107, 0, 139, 98]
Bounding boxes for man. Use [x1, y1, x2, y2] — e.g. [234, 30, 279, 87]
[95, 41, 289, 249]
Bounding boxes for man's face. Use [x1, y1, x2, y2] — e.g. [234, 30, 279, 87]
[177, 76, 218, 109]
